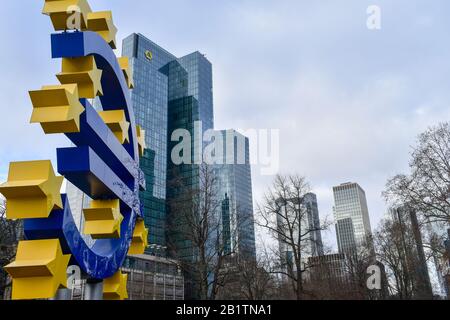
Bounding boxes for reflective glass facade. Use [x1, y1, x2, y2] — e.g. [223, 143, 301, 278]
[214, 130, 256, 260]
[335, 217, 357, 253]
[333, 182, 373, 250]
[123, 34, 177, 255]
[123, 34, 215, 259]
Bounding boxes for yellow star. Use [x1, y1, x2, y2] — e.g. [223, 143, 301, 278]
[98, 110, 130, 144]
[118, 57, 134, 89]
[87, 11, 118, 49]
[128, 219, 149, 255]
[42, 0, 92, 31]
[136, 125, 146, 157]
[83, 199, 124, 239]
[29, 84, 85, 134]
[4, 239, 71, 300]
[57, 56, 103, 99]
[0, 161, 64, 219]
[103, 271, 128, 300]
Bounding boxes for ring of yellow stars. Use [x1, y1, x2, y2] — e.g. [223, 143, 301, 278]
[0, 160, 63, 219]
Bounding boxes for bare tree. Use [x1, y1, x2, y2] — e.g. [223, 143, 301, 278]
[216, 251, 277, 300]
[167, 164, 243, 300]
[384, 122, 450, 224]
[256, 174, 330, 300]
[342, 240, 377, 300]
[373, 217, 436, 300]
[0, 199, 21, 299]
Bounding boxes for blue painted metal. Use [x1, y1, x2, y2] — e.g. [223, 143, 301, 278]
[57, 146, 139, 214]
[66, 99, 145, 192]
[24, 195, 133, 279]
[24, 31, 144, 280]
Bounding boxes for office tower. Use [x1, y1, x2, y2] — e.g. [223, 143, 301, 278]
[122, 34, 214, 257]
[333, 182, 373, 251]
[276, 193, 324, 274]
[214, 130, 257, 260]
[122, 34, 176, 256]
[336, 218, 357, 253]
[390, 206, 433, 299]
[304, 193, 325, 256]
[165, 56, 214, 263]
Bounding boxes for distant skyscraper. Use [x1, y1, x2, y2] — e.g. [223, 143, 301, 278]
[303, 193, 325, 257]
[336, 218, 357, 253]
[276, 193, 324, 274]
[214, 130, 257, 260]
[390, 206, 433, 299]
[333, 182, 373, 252]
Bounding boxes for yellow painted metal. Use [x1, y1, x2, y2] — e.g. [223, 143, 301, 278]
[56, 56, 103, 99]
[4, 239, 71, 300]
[87, 11, 118, 49]
[29, 84, 85, 134]
[103, 271, 128, 300]
[98, 110, 130, 144]
[136, 125, 146, 157]
[0, 161, 63, 220]
[128, 219, 149, 255]
[118, 57, 134, 89]
[42, 0, 92, 31]
[83, 199, 124, 239]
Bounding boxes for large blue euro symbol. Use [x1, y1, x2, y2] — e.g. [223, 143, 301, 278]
[23, 31, 145, 279]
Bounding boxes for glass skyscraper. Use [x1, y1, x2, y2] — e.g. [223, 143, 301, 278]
[333, 182, 373, 252]
[123, 33, 177, 256]
[275, 193, 324, 277]
[122, 35, 257, 299]
[214, 130, 257, 260]
[122, 34, 215, 259]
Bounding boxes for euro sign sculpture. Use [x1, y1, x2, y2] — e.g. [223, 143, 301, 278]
[0, 0, 148, 300]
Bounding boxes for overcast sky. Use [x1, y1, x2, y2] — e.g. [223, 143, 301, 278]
[1, 1, 450, 250]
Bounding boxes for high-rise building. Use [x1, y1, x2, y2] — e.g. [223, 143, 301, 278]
[390, 206, 433, 299]
[122, 34, 177, 256]
[304, 193, 324, 257]
[333, 182, 373, 252]
[214, 130, 257, 260]
[336, 217, 357, 253]
[122, 34, 214, 257]
[276, 193, 324, 275]
[122, 33, 257, 299]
